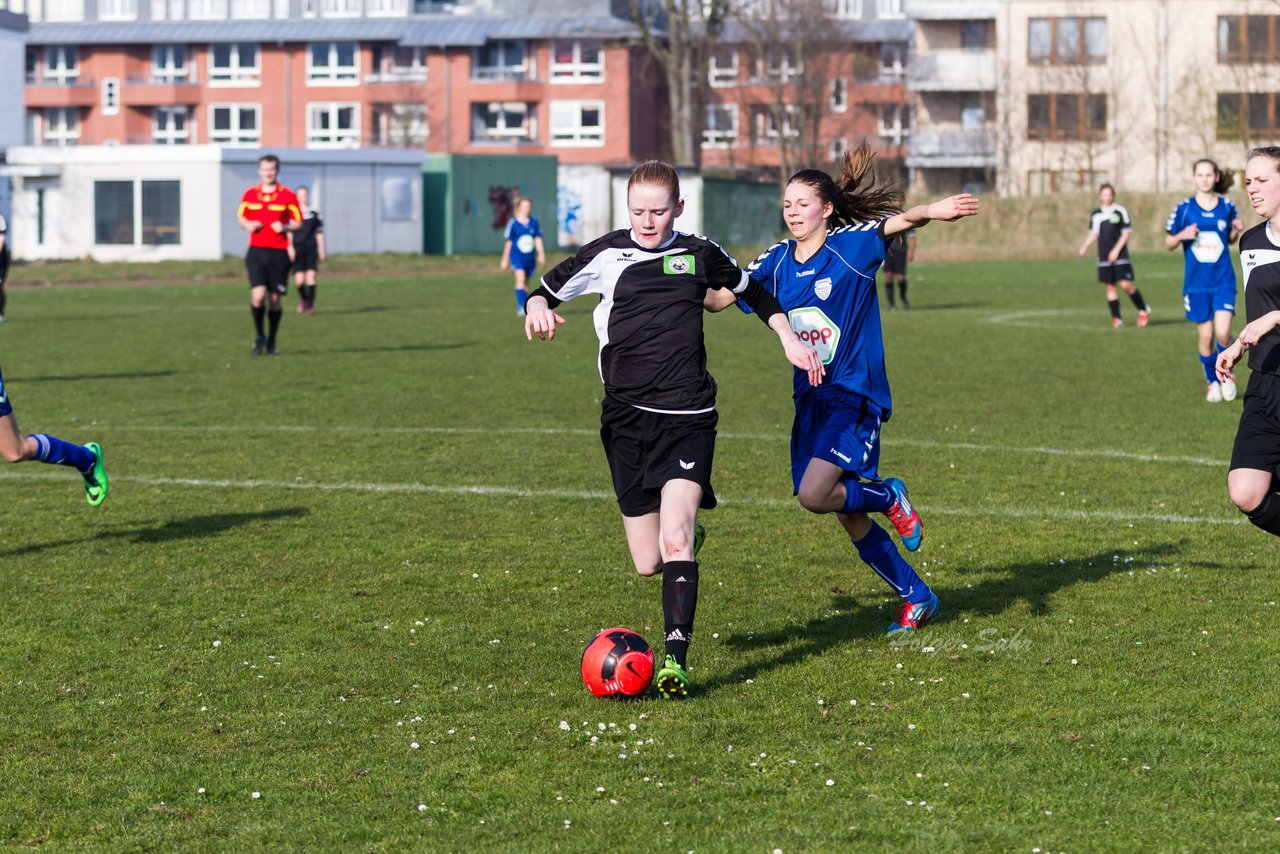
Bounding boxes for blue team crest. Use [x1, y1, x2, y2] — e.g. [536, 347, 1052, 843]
[814, 277, 832, 300]
[1218, 219, 1227, 232]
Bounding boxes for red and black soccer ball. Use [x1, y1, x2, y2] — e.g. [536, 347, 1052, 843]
[581, 627, 654, 698]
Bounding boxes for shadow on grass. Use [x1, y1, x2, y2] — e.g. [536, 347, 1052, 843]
[701, 541, 1214, 695]
[317, 305, 394, 315]
[12, 370, 181, 382]
[288, 341, 477, 356]
[887, 302, 988, 312]
[0, 507, 309, 558]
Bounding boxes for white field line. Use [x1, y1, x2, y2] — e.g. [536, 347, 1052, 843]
[0, 469, 1244, 525]
[99, 423, 1229, 468]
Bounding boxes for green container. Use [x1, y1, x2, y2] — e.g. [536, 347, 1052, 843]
[422, 154, 559, 256]
[701, 177, 782, 249]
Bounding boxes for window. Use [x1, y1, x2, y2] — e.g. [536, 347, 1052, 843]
[876, 0, 902, 19]
[474, 40, 529, 81]
[365, 0, 409, 15]
[1027, 93, 1106, 141]
[152, 45, 189, 82]
[101, 78, 120, 116]
[550, 100, 604, 146]
[43, 107, 80, 145]
[754, 105, 802, 143]
[702, 104, 738, 148]
[188, 0, 227, 17]
[154, 106, 190, 144]
[370, 44, 426, 81]
[1027, 169, 1104, 196]
[879, 42, 905, 78]
[307, 103, 360, 147]
[961, 20, 990, 50]
[25, 48, 37, 84]
[98, 0, 137, 19]
[374, 104, 427, 146]
[709, 46, 737, 87]
[230, 0, 271, 17]
[209, 103, 260, 145]
[210, 43, 259, 85]
[1219, 16, 1280, 63]
[826, 0, 860, 19]
[1217, 92, 1280, 139]
[319, 0, 361, 15]
[829, 136, 848, 160]
[471, 102, 535, 142]
[1028, 17, 1106, 65]
[95, 180, 181, 246]
[308, 42, 358, 84]
[550, 40, 603, 82]
[878, 103, 907, 145]
[43, 46, 78, 84]
[42, 0, 85, 20]
[829, 77, 848, 112]
[761, 45, 802, 83]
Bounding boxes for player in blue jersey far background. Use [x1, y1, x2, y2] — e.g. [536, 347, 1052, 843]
[500, 197, 546, 317]
[1077, 184, 1151, 329]
[1167, 159, 1245, 402]
[712, 141, 978, 633]
[0, 366, 107, 505]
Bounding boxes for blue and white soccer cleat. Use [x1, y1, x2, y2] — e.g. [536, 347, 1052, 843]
[886, 592, 940, 634]
[883, 477, 922, 551]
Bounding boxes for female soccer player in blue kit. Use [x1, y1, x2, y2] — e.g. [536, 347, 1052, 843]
[0, 366, 107, 505]
[712, 142, 978, 633]
[1167, 159, 1245, 402]
[501, 197, 546, 317]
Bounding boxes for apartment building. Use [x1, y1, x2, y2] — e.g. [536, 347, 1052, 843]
[699, 1, 913, 176]
[16, 0, 664, 163]
[1, 7, 26, 153]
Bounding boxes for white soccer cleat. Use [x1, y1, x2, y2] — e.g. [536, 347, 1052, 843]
[1221, 376, 1238, 401]
[1206, 382, 1223, 402]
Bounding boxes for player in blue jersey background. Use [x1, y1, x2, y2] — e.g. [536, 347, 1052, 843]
[500, 197, 546, 317]
[0, 366, 108, 505]
[712, 141, 978, 633]
[1166, 158, 1245, 402]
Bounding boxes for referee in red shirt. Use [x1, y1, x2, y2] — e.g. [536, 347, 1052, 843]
[238, 154, 301, 355]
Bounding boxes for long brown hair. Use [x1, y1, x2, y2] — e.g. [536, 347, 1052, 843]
[788, 140, 903, 228]
[1194, 158, 1235, 194]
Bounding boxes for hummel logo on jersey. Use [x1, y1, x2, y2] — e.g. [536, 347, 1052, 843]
[796, 269, 815, 277]
[679, 459, 696, 470]
[830, 447, 852, 463]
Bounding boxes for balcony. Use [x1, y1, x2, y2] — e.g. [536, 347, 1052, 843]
[123, 79, 203, 106]
[904, 0, 996, 20]
[26, 81, 98, 108]
[906, 129, 996, 169]
[907, 49, 995, 92]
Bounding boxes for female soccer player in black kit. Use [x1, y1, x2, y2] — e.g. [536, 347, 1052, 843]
[1218, 147, 1280, 536]
[523, 160, 823, 698]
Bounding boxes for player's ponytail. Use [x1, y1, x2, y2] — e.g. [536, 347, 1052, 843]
[1194, 158, 1235, 194]
[789, 140, 902, 228]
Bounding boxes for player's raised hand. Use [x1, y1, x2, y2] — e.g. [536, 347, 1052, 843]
[270, 220, 285, 234]
[525, 302, 565, 342]
[784, 339, 825, 387]
[926, 194, 980, 222]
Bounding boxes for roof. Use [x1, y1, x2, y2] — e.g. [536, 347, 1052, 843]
[28, 14, 641, 45]
[706, 18, 912, 43]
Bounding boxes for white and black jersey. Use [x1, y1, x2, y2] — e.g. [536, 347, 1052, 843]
[1239, 222, 1280, 375]
[1089, 204, 1133, 266]
[531, 229, 785, 414]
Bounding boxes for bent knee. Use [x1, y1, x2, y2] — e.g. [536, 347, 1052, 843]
[660, 529, 691, 560]
[0, 446, 26, 463]
[795, 485, 830, 514]
[1229, 485, 1267, 515]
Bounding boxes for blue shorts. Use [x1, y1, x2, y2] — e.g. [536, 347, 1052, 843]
[511, 256, 537, 278]
[1184, 286, 1236, 323]
[0, 366, 12, 417]
[790, 391, 883, 492]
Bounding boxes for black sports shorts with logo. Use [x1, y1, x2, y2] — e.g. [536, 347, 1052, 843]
[245, 246, 292, 294]
[600, 395, 718, 517]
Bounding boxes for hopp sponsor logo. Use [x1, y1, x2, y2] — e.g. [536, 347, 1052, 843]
[789, 306, 840, 365]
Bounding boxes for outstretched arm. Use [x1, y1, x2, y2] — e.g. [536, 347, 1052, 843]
[1078, 231, 1097, 257]
[884, 194, 979, 238]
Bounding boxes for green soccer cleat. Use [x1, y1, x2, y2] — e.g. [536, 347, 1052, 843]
[693, 523, 705, 560]
[655, 655, 689, 700]
[83, 442, 107, 506]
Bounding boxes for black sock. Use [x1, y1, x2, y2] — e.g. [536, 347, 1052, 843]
[883, 282, 895, 307]
[1108, 299, 1121, 320]
[0, 283, 6, 316]
[251, 304, 266, 337]
[1247, 493, 1280, 536]
[305, 285, 316, 307]
[662, 560, 699, 668]
[1129, 290, 1147, 311]
[267, 308, 282, 345]
[899, 279, 909, 303]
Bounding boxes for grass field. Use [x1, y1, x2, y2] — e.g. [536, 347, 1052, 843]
[1, 250, 1277, 851]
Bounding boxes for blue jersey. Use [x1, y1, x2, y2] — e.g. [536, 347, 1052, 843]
[1166, 196, 1238, 294]
[504, 217, 542, 267]
[746, 220, 892, 416]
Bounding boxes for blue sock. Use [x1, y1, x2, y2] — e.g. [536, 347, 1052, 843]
[840, 475, 893, 515]
[1199, 352, 1217, 384]
[516, 289, 528, 312]
[31, 434, 95, 473]
[853, 522, 931, 604]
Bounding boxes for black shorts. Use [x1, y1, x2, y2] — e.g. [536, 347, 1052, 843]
[600, 396, 718, 517]
[1231, 371, 1280, 475]
[245, 246, 291, 293]
[883, 251, 907, 276]
[1097, 262, 1135, 284]
[293, 245, 319, 273]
